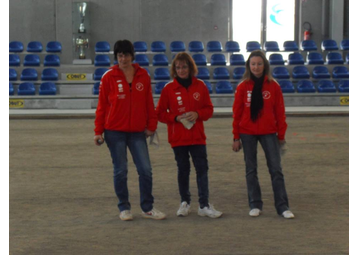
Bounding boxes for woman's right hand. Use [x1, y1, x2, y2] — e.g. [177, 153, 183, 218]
[94, 135, 104, 146]
[232, 140, 242, 152]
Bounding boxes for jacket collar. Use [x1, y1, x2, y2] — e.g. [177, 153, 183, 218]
[108, 63, 145, 77]
[172, 76, 198, 89]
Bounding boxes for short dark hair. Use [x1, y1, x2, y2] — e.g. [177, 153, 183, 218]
[113, 40, 135, 61]
[170, 52, 198, 78]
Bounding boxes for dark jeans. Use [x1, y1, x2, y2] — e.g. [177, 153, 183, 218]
[173, 145, 209, 209]
[104, 130, 154, 213]
[240, 133, 289, 215]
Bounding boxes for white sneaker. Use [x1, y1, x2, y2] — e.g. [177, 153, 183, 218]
[198, 204, 223, 218]
[249, 208, 261, 217]
[119, 210, 133, 221]
[142, 208, 166, 220]
[177, 202, 191, 217]
[282, 210, 295, 219]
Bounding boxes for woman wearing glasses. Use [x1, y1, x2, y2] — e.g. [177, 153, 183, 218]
[156, 52, 223, 218]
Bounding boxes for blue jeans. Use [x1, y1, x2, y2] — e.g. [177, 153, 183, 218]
[240, 133, 289, 215]
[173, 145, 209, 209]
[104, 130, 154, 213]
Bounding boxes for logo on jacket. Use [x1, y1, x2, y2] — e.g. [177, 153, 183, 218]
[136, 83, 144, 91]
[177, 96, 183, 106]
[193, 92, 200, 101]
[262, 91, 271, 99]
[247, 91, 252, 102]
[118, 84, 124, 93]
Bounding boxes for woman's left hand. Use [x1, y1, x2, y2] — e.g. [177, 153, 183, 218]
[145, 129, 154, 138]
[185, 112, 198, 122]
[278, 139, 286, 145]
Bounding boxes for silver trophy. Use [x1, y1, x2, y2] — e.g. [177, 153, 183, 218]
[78, 2, 87, 33]
[75, 36, 89, 59]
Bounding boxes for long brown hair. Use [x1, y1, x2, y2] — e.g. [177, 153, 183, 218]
[242, 50, 273, 81]
[170, 52, 198, 78]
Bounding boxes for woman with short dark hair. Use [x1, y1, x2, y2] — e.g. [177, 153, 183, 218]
[94, 40, 166, 221]
[232, 50, 294, 219]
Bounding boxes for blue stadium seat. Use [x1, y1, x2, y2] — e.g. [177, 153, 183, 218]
[283, 41, 298, 51]
[288, 53, 304, 65]
[188, 41, 204, 52]
[93, 68, 109, 80]
[326, 52, 344, 64]
[278, 80, 295, 93]
[23, 54, 40, 66]
[338, 80, 349, 93]
[153, 54, 169, 66]
[192, 54, 207, 66]
[307, 52, 324, 65]
[196, 67, 210, 80]
[94, 55, 111, 66]
[9, 41, 24, 52]
[170, 41, 185, 52]
[95, 41, 110, 52]
[225, 41, 240, 52]
[9, 54, 20, 66]
[332, 66, 349, 79]
[246, 41, 261, 52]
[321, 39, 338, 51]
[9, 69, 17, 81]
[264, 41, 280, 51]
[230, 54, 245, 65]
[269, 54, 284, 65]
[292, 66, 310, 79]
[233, 67, 245, 80]
[207, 41, 223, 52]
[133, 41, 147, 52]
[345, 53, 349, 64]
[151, 41, 166, 52]
[41, 68, 59, 81]
[18, 82, 36, 95]
[27, 41, 43, 52]
[210, 54, 227, 66]
[39, 82, 57, 95]
[155, 81, 169, 94]
[144, 68, 150, 77]
[213, 67, 230, 79]
[317, 80, 336, 93]
[21, 68, 38, 81]
[93, 82, 100, 95]
[272, 67, 290, 79]
[46, 41, 62, 52]
[134, 54, 150, 66]
[215, 81, 233, 94]
[203, 80, 213, 93]
[300, 40, 317, 51]
[340, 39, 349, 50]
[44, 54, 60, 66]
[297, 80, 316, 93]
[9, 82, 14, 95]
[312, 66, 330, 79]
[154, 68, 170, 80]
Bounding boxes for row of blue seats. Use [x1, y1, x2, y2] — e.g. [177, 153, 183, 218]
[89, 65, 349, 81]
[10, 65, 348, 82]
[95, 39, 349, 53]
[10, 79, 349, 96]
[9, 41, 62, 53]
[9, 54, 60, 66]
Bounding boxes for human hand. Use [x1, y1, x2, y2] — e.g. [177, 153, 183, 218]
[185, 111, 198, 122]
[232, 140, 242, 152]
[94, 135, 104, 146]
[145, 129, 155, 138]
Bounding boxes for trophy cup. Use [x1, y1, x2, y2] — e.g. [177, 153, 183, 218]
[78, 2, 87, 33]
[75, 36, 89, 59]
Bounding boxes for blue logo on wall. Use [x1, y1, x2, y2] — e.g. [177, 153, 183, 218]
[270, 4, 283, 26]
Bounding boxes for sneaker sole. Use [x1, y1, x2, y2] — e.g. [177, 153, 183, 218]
[198, 212, 223, 218]
[142, 214, 166, 220]
[119, 216, 133, 221]
[177, 209, 191, 217]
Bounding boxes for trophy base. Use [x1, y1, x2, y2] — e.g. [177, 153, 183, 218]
[73, 59, 92, 65]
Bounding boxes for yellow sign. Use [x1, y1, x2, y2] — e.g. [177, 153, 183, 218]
[9, 99, 24, 108]
[66, 73, 87, 80]
[340, 97, 349, 105]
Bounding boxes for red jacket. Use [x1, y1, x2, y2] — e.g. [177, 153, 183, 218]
[232, 76, 287, 140]
[156, 77, 213, 148]
[94, 64, 157, 135]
